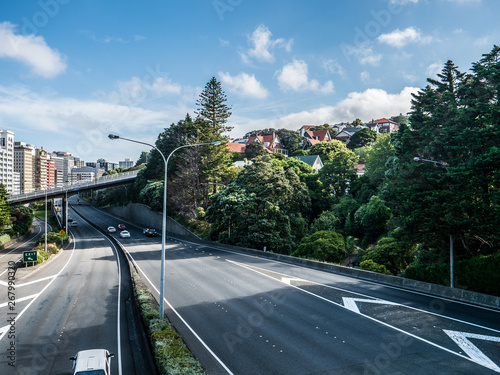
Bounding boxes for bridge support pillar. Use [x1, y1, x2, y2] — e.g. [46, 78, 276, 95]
[62, 196, 68, 230]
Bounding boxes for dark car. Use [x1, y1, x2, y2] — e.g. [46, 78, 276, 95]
[117, 224, 126, 230]
[143, 228, 158, 237]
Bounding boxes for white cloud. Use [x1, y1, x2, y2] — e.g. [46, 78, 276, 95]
[360, 71, 371, 83]
[390, 0, 419, 4]
[426, 62, 443, 78]
[344, 45, 382, 66]
[0, 22, 66, 78]
[270, 87, 417, 129]
[377, 27, 432, 48]
[442, 0, 480, 3]
[219, 72, 269, 99]
[0, 84, 191, 161]
[323, 59, 346, 77]
[242, 24, 292, 63]
[276, 59, 334, 94]
[109, 76, 182, 105]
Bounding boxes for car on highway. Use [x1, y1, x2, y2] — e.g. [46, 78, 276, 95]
[70, 349, 114, 375]
[107, 226, 116, 233]
[120, 230, 130, 238]
[70, 221, 78, 227]
[117, 224, 126, 230]
[143, 228, 158, 237]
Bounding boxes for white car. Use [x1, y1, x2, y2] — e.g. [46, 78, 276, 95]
[107, 226, 116, 233]
[70, 349, 114, 375]
[120, 230, 130, 238]
[70, 221, 78, 227]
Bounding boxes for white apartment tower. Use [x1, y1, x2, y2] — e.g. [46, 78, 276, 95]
[35, 148, 48, 190]
[14, 141, 35, 194]
[0, 130, 14, 193]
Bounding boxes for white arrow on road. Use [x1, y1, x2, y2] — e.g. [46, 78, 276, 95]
[342, 297, 398, 314]
[444, 330, 500, 372]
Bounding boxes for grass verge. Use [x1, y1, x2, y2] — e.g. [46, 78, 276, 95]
[132, 272, 205, 375]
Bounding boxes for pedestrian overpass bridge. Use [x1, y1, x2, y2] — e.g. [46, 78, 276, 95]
[9, 170, 139, 205]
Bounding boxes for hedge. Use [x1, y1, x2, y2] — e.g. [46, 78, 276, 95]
[404, 252, 500, 296]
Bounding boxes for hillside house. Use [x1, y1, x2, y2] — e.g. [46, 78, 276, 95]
[246, 133, 288, 155]
[291, 155, 324, 171]
[366, 118, 399, 133]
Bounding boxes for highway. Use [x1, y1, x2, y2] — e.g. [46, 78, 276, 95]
[73, 201, 500, 375]
[0, 206, 153, 375]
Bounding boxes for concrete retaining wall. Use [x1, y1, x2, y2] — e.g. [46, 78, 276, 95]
[101, 203, 200, 240]
[100, 203, 500, 310]
[190, 239, 500, 310]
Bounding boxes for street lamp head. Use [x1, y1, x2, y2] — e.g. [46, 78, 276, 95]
[413, 157, 421, 162]
[210, 141, 221, 145]
[108, 134, 120, 140]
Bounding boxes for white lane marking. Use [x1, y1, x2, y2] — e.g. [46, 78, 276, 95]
[181, 238, 500, 313]
[342, 297, 398, 314]
[0, 275, 57, 287]
[0, 225, 42, 259]
[225, 260, 500, 335]
[119, 244, 234, 375]
[0, 325, 8, 336]
[227, 260, 500, 373]
[0, 233, 76, 342]
[0, 293, 40, 308]
[281, 277, 302, 285]
[79, 212, 123, 375]
[444, 330, 500, 372]
[110, 238, 123, 375]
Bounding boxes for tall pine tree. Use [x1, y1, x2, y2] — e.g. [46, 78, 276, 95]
[195, 77, 233, 133]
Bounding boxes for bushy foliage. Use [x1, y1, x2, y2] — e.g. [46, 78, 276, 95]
[359, 259, 392, 275]
[309, 211, 339, 234]
[10, 206, 34, 235]
[359, 236, 415, 275]
[292, 230, 345, 263]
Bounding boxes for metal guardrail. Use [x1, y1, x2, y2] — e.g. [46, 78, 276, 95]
[9, 170, 139, 203]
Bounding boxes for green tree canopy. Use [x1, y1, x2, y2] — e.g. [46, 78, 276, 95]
[292, 230, 346, 263]
[384, 46, 500, 259]
[245, 141, 268, 159]
[318, 148, 358, 198]
[364, 133, 395, 186]
[195, 77, 232, 133]
[310, 140, 349, 162]
[206, 155, 311, 253]
[347, 128, 378, 149]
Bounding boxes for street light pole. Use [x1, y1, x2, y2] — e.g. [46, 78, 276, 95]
[413, 156, 454, 288]
[109, 134, 220, 319]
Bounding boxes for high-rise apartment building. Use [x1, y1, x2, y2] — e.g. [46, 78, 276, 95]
[50, 154, 64, 187]
[52, 151, 75, 183]
[34, 148, 48, 190]
[119, 158, 135, 169]
[47, 159, 55, 188]
[0, 130, 15, 194]
[14, 141, 35, 194]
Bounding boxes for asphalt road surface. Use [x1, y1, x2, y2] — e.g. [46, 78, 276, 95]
[73, 200, 500, 375]
[0, 208, 147, 375]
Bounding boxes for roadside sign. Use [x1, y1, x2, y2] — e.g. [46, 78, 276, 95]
[59, 229, 66, 237]
[23, 251, 38, 262]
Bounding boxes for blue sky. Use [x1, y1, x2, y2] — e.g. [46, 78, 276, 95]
[0, 0, 498, 163]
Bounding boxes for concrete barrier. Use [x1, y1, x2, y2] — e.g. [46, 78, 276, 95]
[172, 237, 500, 311]
[99, 203, 500, 311]
[101, 203, 200, 240]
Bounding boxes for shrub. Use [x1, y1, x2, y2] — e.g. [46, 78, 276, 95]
[293, 230, 345, 263]
[133, 273, 204, 375]
[404, 252, 500, 296]
[359, 259, 392, 275]
[0, 233, 11, 246]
